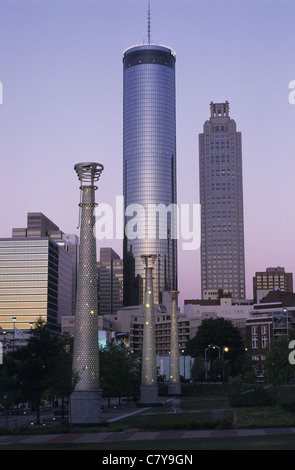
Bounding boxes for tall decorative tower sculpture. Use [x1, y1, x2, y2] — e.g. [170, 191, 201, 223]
[140, 254, 158, 404]
[168, 291, 181, 395]
[70, 162, 104, 425]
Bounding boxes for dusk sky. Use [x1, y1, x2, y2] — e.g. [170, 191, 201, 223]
[0, 0, 294, 308]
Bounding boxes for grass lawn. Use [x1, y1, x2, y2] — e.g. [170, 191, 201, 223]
[233, 385, 295, 428]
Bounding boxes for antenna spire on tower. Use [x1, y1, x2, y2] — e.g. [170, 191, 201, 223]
[148, 0, 151, 44]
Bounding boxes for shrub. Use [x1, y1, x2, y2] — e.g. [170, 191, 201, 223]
[282, 400, 295, 414]
[136, 417, 232, 430]
[229, 386, 276, 407]
[229, 376, 245, 395]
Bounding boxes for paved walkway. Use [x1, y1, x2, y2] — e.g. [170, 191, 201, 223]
[1, 426, 295, 446]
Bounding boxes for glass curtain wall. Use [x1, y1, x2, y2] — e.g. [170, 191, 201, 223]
[123, 44, 177, 305]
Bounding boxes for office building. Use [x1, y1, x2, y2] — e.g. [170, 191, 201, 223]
[0, 213, 75, 333]
[253, 266, 293, 303]
[97, 247, 123, 316]
[0, 237, 72, 332]
[58, 234, 79, 315]
[123, 43, 177, 305]
[14, 213, 79, 315]
[199, 101, 245, 299]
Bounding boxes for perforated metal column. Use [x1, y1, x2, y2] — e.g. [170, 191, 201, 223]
[140, 254, 158, 404]
[168, 291, 181, 395]
[72, 185, 99, 390]
[71, 162, 103, 425]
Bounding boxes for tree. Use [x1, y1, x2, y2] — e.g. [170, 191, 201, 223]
[52, 332, 78, 419]
[186, 317, 245, 358]
[191, 356, 205, 382]
[0, 320, 75, 424]
[211, 357, 223, 380]
[264, 336, 293, 396]
[99, 344, 141, 406]
[185, 317, 246, 378]
[0, 351, 25, 426]
[233, 354, 256, 382]
[15, 320, 64, 423]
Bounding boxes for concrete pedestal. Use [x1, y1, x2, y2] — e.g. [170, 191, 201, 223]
[140, 384, 159, 405]
[168, 382, 181, 395]
[70, 390, 102, 425]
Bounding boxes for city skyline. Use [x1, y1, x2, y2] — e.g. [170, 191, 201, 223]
[0, 0, 294, 308]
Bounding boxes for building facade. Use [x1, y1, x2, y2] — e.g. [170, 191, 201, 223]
[0, 237, 72, 332]
[246, 291, 295, 374]
[97, 247, 123, 316]
[123, 44, 177, 305]
[0, 213, 76, 334]
[12, 212, 61, 239]
[253, 266, 293, 303]
[199, 101, 245, 299]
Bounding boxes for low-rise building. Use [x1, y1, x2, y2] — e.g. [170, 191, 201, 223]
[245, 291, 295, 374]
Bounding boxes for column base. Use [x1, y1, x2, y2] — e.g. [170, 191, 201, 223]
[70, 390, 102, 426]
[140, 384, 159, 405]
[168, 382, 181, 395]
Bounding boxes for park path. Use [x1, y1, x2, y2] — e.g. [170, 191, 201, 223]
[1, 426, 295, 446]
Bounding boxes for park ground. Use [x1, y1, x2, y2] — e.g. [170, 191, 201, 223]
[1, 384, 295, 450]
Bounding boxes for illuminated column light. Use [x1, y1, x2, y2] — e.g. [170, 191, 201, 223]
[140, 254, 158, 404]
[70, 162, 103, 425]
[168, 290, 181, 395]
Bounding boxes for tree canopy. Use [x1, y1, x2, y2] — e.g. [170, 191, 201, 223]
[0, 320, 76, 423]
[99, 344, 141, 406]
[264, 336, 293, 394]
[185, 317, 249, 379]
[185, 317, 245, 361]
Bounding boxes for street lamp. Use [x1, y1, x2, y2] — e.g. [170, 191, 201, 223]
[181, 349, 186, 381]
[209, 344, 220, 358]
[283, 308, 288, 339]
[222, 346, 229, 382]
[205, 344, 221, 380]
[204, 347, 209, 380]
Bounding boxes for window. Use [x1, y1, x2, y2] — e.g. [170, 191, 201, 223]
[262, 336, 268, 348]
[252, 326, 258, 335]
[261, 325, 268, 335]
[252, 337, 258, 349]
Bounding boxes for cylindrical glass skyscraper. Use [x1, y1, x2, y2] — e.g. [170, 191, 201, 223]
[123, 44, 177, 305]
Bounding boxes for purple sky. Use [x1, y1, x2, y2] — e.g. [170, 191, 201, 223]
[0, 0, 294, 308]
